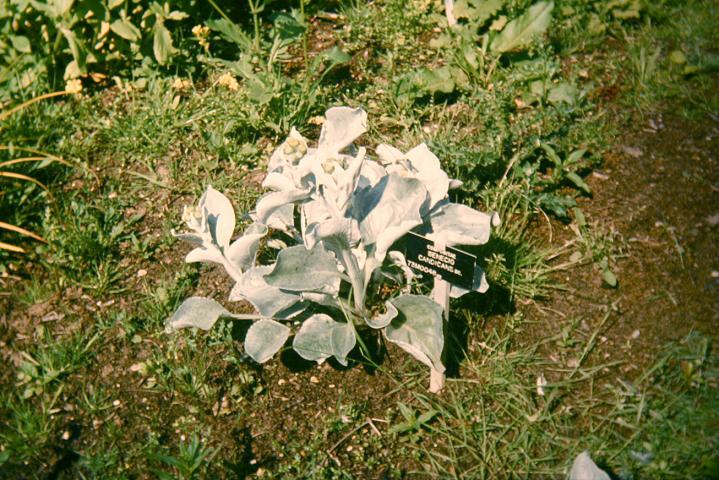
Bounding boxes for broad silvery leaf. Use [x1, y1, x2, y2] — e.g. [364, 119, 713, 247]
[405, 143, 449, 210]
[317, 107, 367, 159]
[301, 291, 343, 309]
[262, 171, 297, 191]
[167, 297, 229, 331]
[255, 189, 310, 225]
[174, 185, 235, 256]
[226, 222, 268, 272]
[385, 295, 445, 372]
[569, 451, 611, 480]
[292, 313, 351, 364]
[330, 321, 356, 366]
[230, 266, 301, 317]
[264, 243, 341, 292]
[450, 264, 490, 298]
[428, 203, 500, 247]
[185, 245, 225, 265]
[358, 159, 387, 189]
[489, 1, 554, 53]
[201, 185, 235, 249]
[245, 319, 290, 363]
[355, 173, 428, 262]
[304, 217, 356, 252]
[366, 301, 398, 329]
[377, 143, 449, 210]
[265, 204, 296, 233]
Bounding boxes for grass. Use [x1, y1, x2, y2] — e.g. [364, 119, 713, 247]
[0, 0, 717, 477]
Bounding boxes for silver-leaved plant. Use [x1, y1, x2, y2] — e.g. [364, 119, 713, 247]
[167, 106, 499, 392]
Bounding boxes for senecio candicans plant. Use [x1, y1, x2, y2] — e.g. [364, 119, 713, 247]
[168, 107, 499, 392]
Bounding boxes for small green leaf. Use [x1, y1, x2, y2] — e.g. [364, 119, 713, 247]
[416, 67, 456, 94]
[320, 45, 351, 66]
[11, 35, 31, 53]
[417, 409, 438, 425]
[490, 1, 554, 53]
[166, 10, 188, 21]
[548, 82, 578, 105]
[669, 50, 687, 65]
[153, 21, 174, 65]
[566, 149, 587, 166]
[54, 0, 75, 17]
[60, 27, 88, 73]
[566, 172, 591, 194]
[111, 18, 141, 42]
[602, 268, 618, 287]
[540, 142, 562, 165]
[572, 207, 587, 227]
[207, 18, 252, 49]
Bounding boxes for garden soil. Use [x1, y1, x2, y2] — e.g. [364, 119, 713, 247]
[1, 101, 718, 478]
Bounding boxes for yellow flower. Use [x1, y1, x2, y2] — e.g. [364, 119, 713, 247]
[65, 79, 82, 94]
[172, 78, 192, 91]
[192, 24, 210, 50]
[217, 72, 239, 91]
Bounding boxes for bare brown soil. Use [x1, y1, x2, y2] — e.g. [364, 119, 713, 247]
[525, 109, 719, 377]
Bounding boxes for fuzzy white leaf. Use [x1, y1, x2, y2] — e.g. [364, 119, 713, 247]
[366, 301, 398, 329]
[245, 319, 290, 363]
[226, 223, 268, 272]
[262, 171, 296, 191]
[355, 173, 428, 262]
[264, 243, 341, 292]
[230, 266, 301, 317]
[292, 314, 349, 364]
[569, 451, 611, 480]
[255, 189, 310, 225]
[405, 143, 449, 209]
[428, 203, 497, 247]
[385, 295, 445, 372]
[185, 246, 224, 264]
[376, 144, 405, 165]
[449, 264, 490, 298]
[167, 297, 228, 331]
[330, 321, 356, 366]
[317, 107, 367, 158]
[201, 185, 235, 248]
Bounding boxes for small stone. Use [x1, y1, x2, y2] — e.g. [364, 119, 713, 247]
[705, 213, 719, 226]
[137, 269, 148, 277]
[277, 379, 286, 385]
[536, 373, 547, 396]
[309, 376, 320, 384]
[621, 145, 643, 158]
[711, 271, 719, 278]
[61, 431, 70, 441]
[113, 400, 121, 407]
[631, 329, 640, 339]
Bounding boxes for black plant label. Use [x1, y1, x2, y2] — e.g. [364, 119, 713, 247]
[404, 232, 476, 290]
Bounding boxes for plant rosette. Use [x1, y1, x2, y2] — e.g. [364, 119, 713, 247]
[167, 106, 499, 392]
